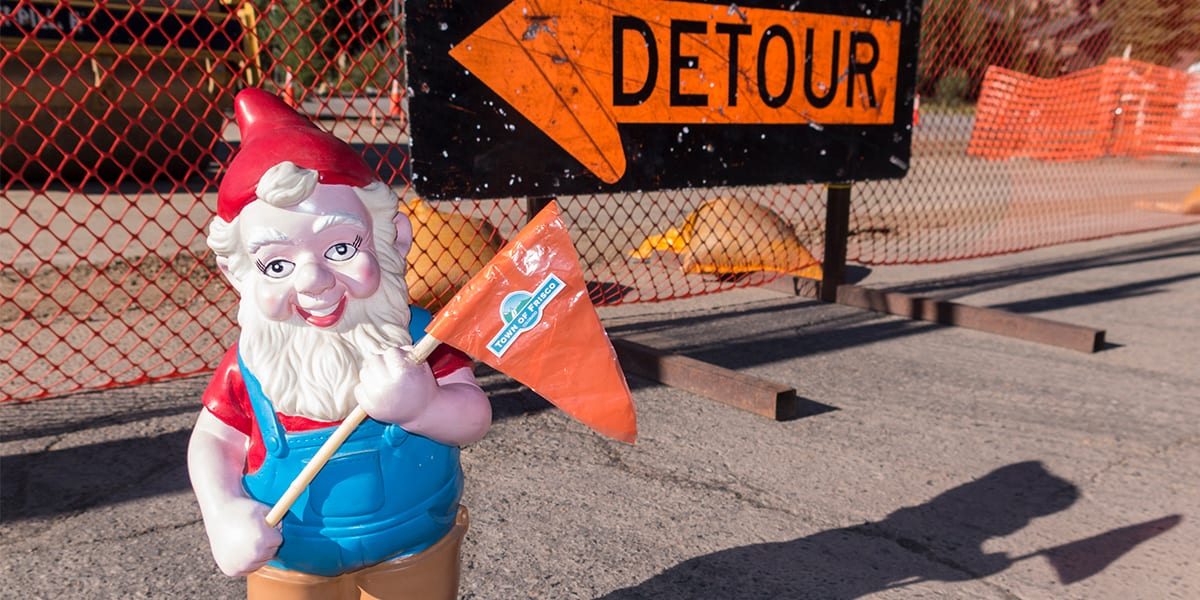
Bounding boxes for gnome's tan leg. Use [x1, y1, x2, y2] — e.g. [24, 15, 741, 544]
[247, 565, 356, 600]
[355, 506, 469, 600]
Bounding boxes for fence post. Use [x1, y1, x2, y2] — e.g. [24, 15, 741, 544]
[526, 196, 555, 223]
[820, 183, 852, 303]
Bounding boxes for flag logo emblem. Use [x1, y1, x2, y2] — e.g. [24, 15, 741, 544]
[488, 274, 565, 357]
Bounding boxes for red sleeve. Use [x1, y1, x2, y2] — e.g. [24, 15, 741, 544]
[429, 344, 474, 379]
[201, 344, 272, 473]
[201, 345, 253, 437]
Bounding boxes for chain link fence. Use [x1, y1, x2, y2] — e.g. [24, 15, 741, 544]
[3, 0, 1199, 401]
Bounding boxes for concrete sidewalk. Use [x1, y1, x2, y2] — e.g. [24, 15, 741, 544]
[3, 224, 1198, 599]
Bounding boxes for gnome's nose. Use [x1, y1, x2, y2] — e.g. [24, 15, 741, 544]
[295, 262, 335, 296]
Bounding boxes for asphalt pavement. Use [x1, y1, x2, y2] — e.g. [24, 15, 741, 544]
[2, 223, 1198, 599]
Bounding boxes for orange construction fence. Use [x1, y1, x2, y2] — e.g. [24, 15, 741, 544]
[969, 58, 1200, 161]
[2, 1, 1199, 401]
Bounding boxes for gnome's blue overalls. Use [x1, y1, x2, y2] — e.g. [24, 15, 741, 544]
[239, 308, 462, 577]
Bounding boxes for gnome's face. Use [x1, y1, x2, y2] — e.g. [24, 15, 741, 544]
[237, 183, 382, 328]
[214, 174, 418, 421]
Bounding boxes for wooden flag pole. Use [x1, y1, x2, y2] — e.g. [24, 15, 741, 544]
[265, 333, 443, 527]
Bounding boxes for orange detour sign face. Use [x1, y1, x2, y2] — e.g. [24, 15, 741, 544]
[450, 0, 902, 183]
[406, 0, 921, 199]
[426, 201, 638, 443]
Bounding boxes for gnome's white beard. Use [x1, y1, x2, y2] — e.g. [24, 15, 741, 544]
[237, 269, 414, 422]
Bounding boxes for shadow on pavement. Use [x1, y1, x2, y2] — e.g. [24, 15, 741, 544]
[608, 301, 942, 376]
[1, 429, 191, 522]
[0, 368, 552, 522]
[892, 231, 1200, 311]
[988, 271, 1200, 314]
[600, 461, 1180, 599]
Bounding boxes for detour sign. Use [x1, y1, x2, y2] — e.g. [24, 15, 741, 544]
[407, 0, 922, 199]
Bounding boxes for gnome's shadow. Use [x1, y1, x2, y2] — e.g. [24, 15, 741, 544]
[601, 461, 1180, 599]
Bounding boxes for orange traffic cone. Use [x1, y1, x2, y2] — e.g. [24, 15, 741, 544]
[388, 78, 405, 128]
[912, 94, 920, 127]
[282, 70, 297, 108]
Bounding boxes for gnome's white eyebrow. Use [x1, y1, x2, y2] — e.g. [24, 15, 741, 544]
[244, 214, 365, 253]
[245, 228, 290, 253]
[312, 213, 367, 234]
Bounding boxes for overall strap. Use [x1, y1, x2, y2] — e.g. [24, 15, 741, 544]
[237, 351, 288, 458]
[409, 305, 431, 343]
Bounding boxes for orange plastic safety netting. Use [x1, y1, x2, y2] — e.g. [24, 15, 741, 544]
[2, 0, 1199, 401]
[969, 58, 1200, 161]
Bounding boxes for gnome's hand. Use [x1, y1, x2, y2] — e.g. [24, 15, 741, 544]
[355, 347, 439, 426]
[204, 496, 282, 576]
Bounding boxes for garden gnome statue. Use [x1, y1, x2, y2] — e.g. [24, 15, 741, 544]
[188, 88, 492, 600]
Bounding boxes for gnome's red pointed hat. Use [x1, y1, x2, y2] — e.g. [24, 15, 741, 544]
[216, 88, 377, 221]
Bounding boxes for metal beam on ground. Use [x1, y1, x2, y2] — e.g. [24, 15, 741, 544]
[834, 284, 1106, 353]
[611, 337, 799, 421]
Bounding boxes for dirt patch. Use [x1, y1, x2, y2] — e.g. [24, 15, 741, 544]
[1, 251, 233, 326]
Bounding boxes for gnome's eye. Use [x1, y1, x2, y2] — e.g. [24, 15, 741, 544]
[256, 259, 295, 279]
[325, 235, 362, 262]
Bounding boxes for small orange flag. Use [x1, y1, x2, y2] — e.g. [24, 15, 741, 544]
[426, 201, 638, 443]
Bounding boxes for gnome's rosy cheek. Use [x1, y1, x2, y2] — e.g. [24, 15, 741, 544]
[341, 252, 382, 299]
[252, 281, 296, 322]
